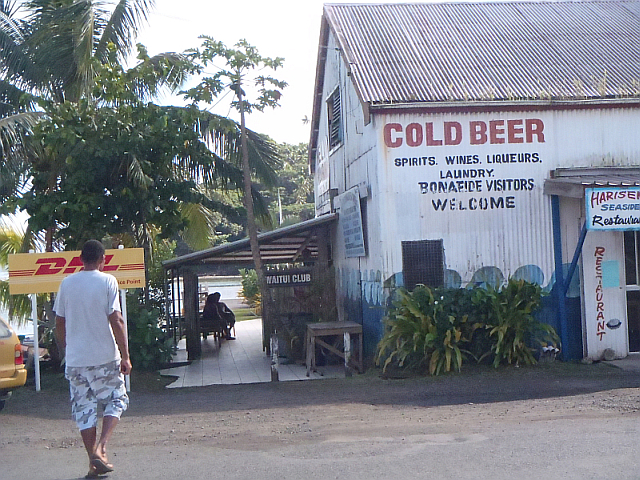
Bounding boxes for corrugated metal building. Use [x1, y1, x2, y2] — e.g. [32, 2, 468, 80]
[310, 1, 640, 360]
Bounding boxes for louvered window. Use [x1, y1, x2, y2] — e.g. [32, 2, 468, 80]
[327, 88, 342, 149]
[401, 240, 444, 291]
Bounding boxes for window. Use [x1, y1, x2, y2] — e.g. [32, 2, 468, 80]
[401, 240, 444, 291]
[327, 88, 342, 149]
[624, 231, 640, 286]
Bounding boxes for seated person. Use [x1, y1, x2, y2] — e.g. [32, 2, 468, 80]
[205, 292, 236, 340]
[201, 294, 225, 340]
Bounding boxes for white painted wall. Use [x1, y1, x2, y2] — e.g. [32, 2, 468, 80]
[314, 29, 640, 355]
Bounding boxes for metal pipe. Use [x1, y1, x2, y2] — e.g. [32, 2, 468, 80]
[564, 221, 588, 297]
[551, 195, 570, 358]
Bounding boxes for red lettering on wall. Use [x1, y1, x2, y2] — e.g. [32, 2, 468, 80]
[406, 123, 423, 147]
[383, 123, 403, 148]
[489, 120, 505, 144]
[426, 123, 443, 146]
[594, 246, 606, 341]
[444, 122, 462, 145]
[382, 118, 546, 148]
[507, 119, 524, 143]
[526, 119, 545, 143]
[470, 121, 487, 145]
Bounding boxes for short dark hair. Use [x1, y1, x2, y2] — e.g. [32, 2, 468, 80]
[80, 240, 105, 264]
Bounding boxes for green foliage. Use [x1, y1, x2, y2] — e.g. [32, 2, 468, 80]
[376, 280, 560, 375]
[375, 286, 472, 375]
[184, 37, 287, 117]
[239, 268, 261, 313]
[270, 143, 314, 225]
[472, 279, 560, 368]
[126, 293, 173, 371]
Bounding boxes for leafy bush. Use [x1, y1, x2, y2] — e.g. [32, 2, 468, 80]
[472, 279, 560, 367]
[375, 286, 476, 375]
[239, 268, 261, 314]
[376, 280, 560, 375]
[126, 294, 173, 370]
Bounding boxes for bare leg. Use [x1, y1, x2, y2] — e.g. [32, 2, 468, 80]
[94, 415, 119, 464]
[80, 426, 97, 460]
[80, 427, 98, 475]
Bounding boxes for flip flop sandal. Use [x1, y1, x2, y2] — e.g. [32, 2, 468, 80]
[85, 465, 100, 479]
[91, 458, 114, 475]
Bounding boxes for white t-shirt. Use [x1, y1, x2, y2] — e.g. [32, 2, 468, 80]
[54, 270, 122, 367]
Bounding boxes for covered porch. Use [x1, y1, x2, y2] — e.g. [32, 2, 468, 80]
[162, 213, 338, 361]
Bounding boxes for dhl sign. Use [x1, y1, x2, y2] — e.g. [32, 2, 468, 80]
[8, 248, 145, 295]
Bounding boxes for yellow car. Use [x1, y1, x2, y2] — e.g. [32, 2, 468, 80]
[0, 317, 27, 411]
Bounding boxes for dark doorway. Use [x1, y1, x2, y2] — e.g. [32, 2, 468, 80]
[623, 231, 640, 352]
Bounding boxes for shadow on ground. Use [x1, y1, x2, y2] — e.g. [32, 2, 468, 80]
[6, 361, 640, 421]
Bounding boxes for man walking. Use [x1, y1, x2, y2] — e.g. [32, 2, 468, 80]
[54, 240, 131, 478]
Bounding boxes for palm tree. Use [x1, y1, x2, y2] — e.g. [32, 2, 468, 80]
[0, 0, 190, 244]
[0, 215, 44, 322]
[0, 0, 279, 253]
[0, 0, 181, 103]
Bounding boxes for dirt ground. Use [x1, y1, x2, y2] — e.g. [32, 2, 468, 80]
[2, 362, 640, 480]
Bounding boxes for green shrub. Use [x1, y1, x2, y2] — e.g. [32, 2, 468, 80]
[376, 280, 560, 375]
[375, 286, 476, 375]
[126, 295, 173, 370]
[239, 268, 261, 313]
[472, 278, 560, 367]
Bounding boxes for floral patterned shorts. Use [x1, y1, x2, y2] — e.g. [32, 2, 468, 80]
[65, 360, 129, 430]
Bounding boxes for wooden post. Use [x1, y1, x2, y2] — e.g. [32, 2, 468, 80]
[183, 271, 201, 360]
[344, 331, 352, 377]
[270, 331, 279, 382]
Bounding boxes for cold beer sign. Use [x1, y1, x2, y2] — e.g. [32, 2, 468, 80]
[586, 187, 640, 231]
[8, 248, 145, 294]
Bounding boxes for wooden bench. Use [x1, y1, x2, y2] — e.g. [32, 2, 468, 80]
[306, 321, 363, 376]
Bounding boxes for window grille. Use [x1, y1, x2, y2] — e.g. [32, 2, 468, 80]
[327, 88, 342, 149]
[401, 240, 444, 291]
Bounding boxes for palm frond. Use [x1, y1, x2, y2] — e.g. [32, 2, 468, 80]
[195, 109, 281, 187]
[124, 49, 195, 101]
[68, 0, 96, 102]
[0, 2, 34, 90]
[0, 111, 43, 161]
[178, 202, 217, 251]
[95, 0, 154, 63]
[0, 80, 38, 117]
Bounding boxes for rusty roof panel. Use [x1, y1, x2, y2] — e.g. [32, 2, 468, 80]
[323, 1, 640, 105]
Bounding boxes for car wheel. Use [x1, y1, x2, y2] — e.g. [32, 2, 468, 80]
[0, 399, 5, 412]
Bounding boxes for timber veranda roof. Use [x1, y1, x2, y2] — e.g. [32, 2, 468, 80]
[319, 1, 640, 106]
[162, 213, 337, 270]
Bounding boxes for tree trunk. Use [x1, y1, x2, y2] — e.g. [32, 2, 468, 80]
[237, 89, 270, 334]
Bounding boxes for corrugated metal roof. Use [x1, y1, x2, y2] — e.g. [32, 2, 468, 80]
[323, 1, 640, 105]
[544, 167, 640, 197]
[163, 213, 337, 269]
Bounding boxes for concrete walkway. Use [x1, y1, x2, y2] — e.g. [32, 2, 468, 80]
[159, 318, 344, 387]
[605, 353, 640, 373]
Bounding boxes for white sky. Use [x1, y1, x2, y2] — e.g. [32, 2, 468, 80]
[137, 0, 411, 145]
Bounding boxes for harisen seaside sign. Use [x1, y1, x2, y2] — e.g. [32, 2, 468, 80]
[586, 187, 640, 231]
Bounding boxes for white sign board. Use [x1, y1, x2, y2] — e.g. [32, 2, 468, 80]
[339, 187, 366, 257]
[585, 187, 640, 231]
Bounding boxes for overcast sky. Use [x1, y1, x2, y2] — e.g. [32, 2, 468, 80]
[137, 0, 411, 145]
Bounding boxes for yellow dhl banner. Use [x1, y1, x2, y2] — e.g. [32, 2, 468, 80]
[8, 248, 145, 295]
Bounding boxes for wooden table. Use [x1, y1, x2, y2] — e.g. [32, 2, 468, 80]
[306, 321, 363, 376]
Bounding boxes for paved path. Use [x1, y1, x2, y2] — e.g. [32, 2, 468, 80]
[159, 318, 344, 387]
